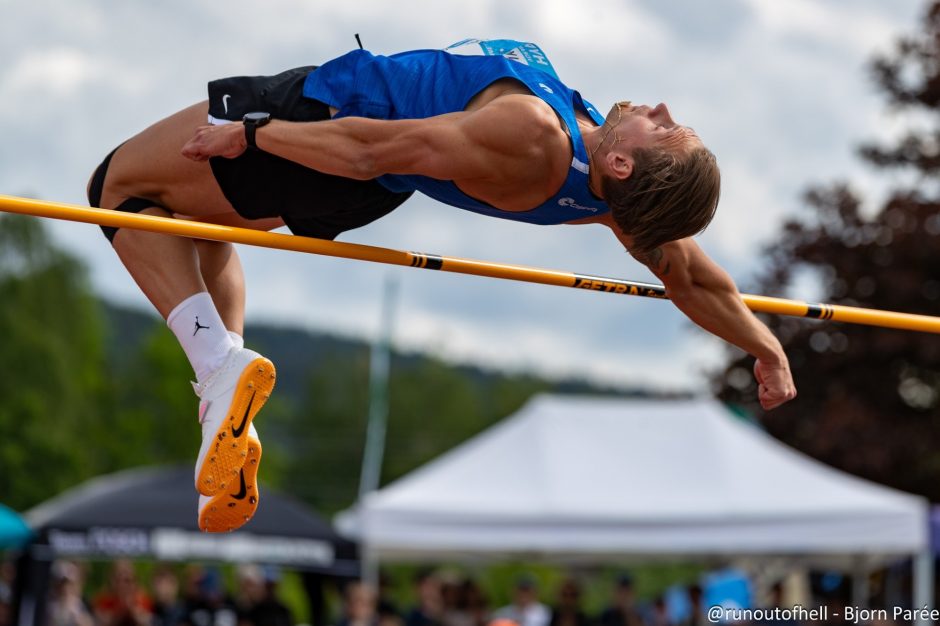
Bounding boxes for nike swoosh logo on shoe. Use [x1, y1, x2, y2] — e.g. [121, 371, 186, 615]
[231, 391, 254, 438]
[231, 469, 247, 500]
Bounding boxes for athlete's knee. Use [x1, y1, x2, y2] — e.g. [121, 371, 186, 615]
[88, 147, 167, 244]
[102, 199, 169, 244]
[85, 174, 95, 207]
[87, 150, 114, 208]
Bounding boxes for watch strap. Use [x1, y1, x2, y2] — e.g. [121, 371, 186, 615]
[245, 122, 259, 150]
[243, 112, 271, 150]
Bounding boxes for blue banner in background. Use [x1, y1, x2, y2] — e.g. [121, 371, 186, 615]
[704, 569, 753, 620]
[664, 569, 751, 624]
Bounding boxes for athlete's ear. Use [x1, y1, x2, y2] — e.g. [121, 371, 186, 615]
[606, 150, 634, 181]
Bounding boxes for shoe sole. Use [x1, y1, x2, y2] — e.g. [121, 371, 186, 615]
[195, 357, 275, 497]
[199, 434, 262, 533]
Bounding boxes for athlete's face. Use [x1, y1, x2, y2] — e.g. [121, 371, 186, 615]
[599, 101, 701, 155]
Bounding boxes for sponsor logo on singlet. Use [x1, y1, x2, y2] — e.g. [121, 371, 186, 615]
[558, 197, 599, 212]
[444, 38, 560, 79]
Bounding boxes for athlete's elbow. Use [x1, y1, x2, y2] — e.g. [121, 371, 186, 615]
[662, 270, 716, 304]
[664, 281, 695, 304]
[668, 275, 736, 306]
[344, 150, 380, 180]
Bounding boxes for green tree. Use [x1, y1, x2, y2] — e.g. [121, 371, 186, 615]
[0, 214, 109, 508]
[714, 3, 940, 499]
[275, 347, 370, 513]
[384, 360, 546, 484]
[102, 326, 199, 467]
[273, 345, 550, 514]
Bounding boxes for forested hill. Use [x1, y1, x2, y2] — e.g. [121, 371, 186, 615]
[99, 301, 675, 514]
[101, 301, 662, 411]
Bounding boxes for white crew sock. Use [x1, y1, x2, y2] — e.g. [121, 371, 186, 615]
[166, 292, 235, 383]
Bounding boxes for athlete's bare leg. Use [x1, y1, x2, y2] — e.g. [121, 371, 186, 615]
[189, 216, 284, 336]
[185, 213, 284, 335]
[94, 101, 243, 319]
[92, 102, 282, 533]
[193, 241, 244, 335]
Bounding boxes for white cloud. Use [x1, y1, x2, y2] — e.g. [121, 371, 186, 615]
[5, 48, 96, 96]
[742, 0, 911, 57]
[703, 158, 788, 262]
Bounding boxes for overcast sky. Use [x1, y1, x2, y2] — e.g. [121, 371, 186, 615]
[0, 0, 925, 391]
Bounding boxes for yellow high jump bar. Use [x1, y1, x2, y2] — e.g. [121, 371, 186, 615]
[1, 193, 938, 334]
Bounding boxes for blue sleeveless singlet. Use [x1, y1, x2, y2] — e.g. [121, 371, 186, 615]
[302, 39, 610, 225]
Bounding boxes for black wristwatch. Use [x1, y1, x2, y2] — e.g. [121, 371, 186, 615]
[243, 112, 272, 150]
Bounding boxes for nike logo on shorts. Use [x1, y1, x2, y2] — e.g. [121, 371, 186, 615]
[222, 94, 231, 115]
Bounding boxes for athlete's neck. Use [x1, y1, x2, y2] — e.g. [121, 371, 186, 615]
[578, 119, 605, 199]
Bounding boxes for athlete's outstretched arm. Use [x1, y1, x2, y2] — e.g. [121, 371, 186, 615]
[596, 218, 796, 410]
[181, 96, 561, 183]
[648, 239, 795, 409]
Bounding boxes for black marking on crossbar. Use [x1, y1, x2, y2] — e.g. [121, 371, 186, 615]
[806, 304, 835, 320]
[572, 274, 668, 298]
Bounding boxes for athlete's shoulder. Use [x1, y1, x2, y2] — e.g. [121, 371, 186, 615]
[462, 95, 567, 162]
[480, 93, 561, 129]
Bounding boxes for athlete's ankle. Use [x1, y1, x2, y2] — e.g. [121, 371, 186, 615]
[167, 292, 236, 383]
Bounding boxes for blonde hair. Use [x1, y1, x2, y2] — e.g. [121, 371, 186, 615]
[603, 146, 721, 254]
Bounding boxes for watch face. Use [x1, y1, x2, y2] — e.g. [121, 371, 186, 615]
[244, 112, 270, 123]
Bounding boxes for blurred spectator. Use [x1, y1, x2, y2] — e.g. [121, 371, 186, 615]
[760, 582, 799, 626]
[151, 565, 184, 626]
[548, 579, 588, 626]
[379, 614, 404, 626]
[440, 572, 468, 626]
[677, 585, 704, 626]
[431, 574, 483, 626]
[46, 561, 93, 626]
[597, 574, 642, 626]
[93, 560, 153, 626]
[234, 565, 292, 626]
[377, 571, 401, 623]
[404, 570, 443, 626]
[1, 559, 15, 626]
[646, 597, 669, 626]
[179, 566, 237, 626]
[491, 576, 549, 626]
[234, 564, 265, 624]
[336, 582, 378, 626]
[0, 584, 8, 626]
[458, 578, 489, 626]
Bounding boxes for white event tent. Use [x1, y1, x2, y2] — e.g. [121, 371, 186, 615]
[339, 395, 932, 615]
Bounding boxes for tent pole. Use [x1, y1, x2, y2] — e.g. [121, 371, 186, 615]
[850, 556, 869, 610]
[361, 540, 379, 587]
[358, 275, 397, 502]
[913, 550, 934, 626]
[357, 276, 396, 590]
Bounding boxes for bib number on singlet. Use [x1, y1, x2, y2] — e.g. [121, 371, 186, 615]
[445, 38, 559, 79]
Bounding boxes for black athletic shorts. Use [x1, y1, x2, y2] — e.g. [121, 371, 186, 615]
[207, 66, 413, 240]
